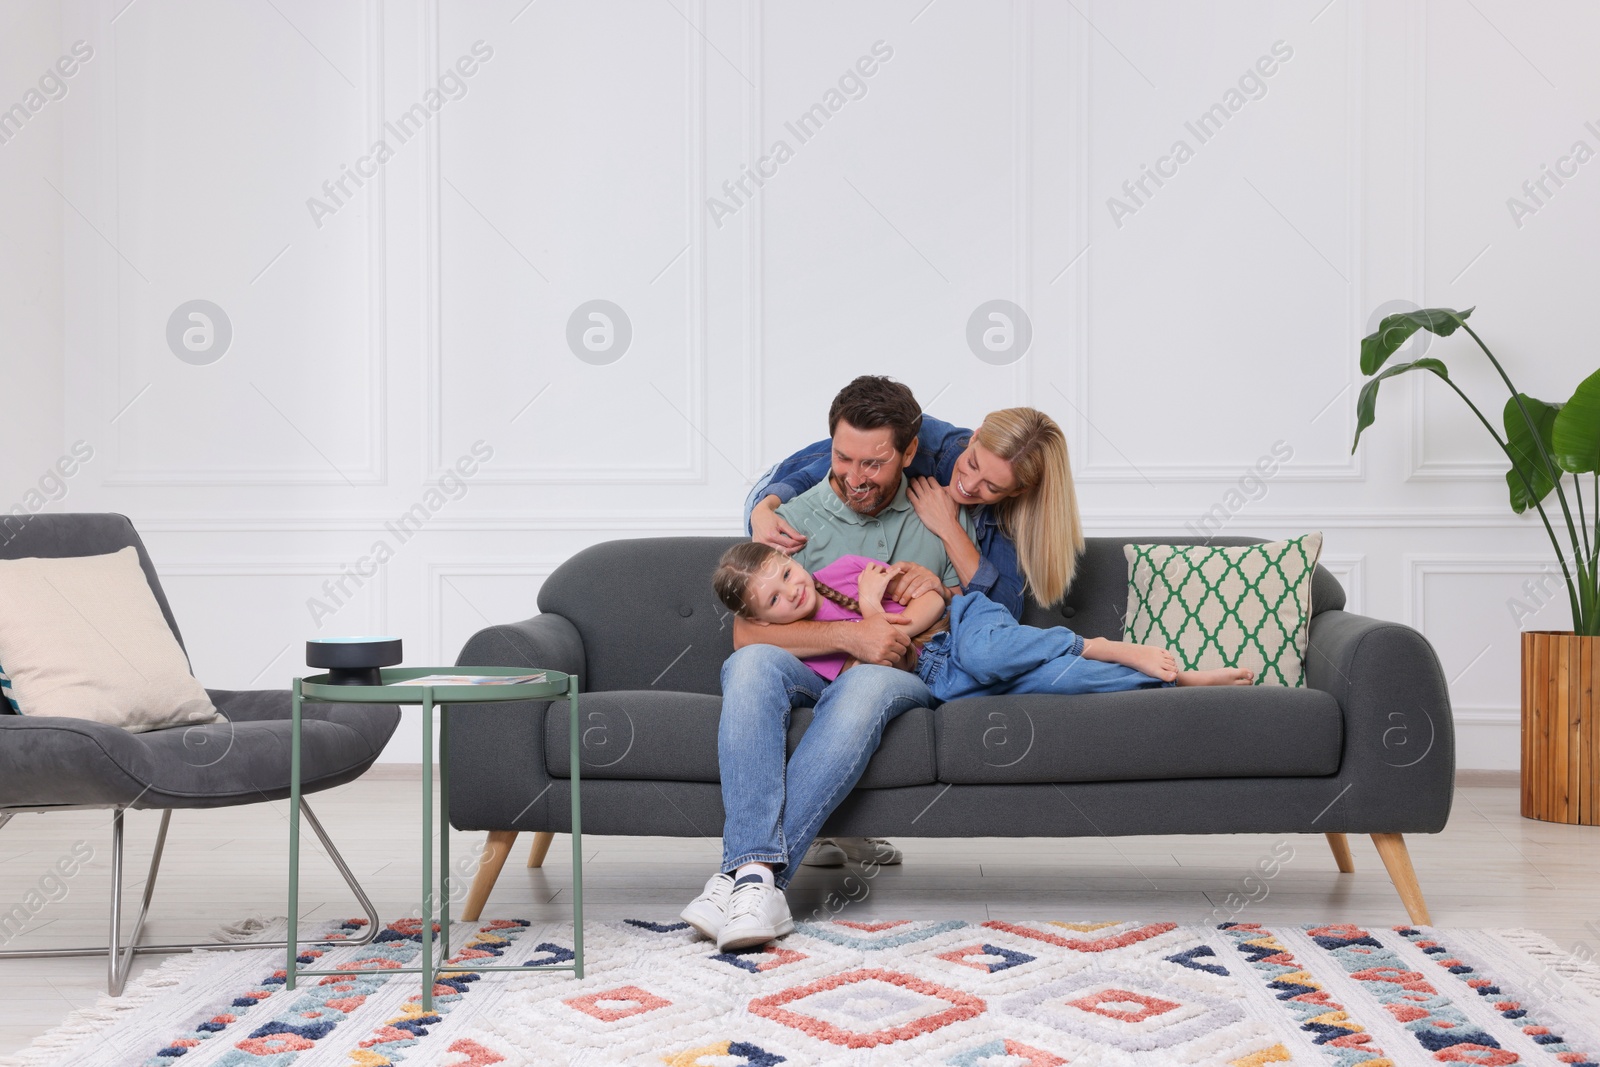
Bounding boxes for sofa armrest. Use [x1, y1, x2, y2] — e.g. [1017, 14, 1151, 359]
[1304, 609, 1456, 832]
[447, 612, 586, 832]
[454, 612, 586, 685]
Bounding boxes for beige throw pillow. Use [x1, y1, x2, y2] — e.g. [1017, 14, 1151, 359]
[0, 547, 220, 731]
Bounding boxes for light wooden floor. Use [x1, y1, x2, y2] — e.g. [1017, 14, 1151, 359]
[1, 775, 1595, 1054]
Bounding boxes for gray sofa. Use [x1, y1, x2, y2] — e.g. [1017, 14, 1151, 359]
[451, 535, 1454, 923]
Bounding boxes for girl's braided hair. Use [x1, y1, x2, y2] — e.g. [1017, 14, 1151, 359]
[809, 577, 859, 615]
[713, 542, 858, 619]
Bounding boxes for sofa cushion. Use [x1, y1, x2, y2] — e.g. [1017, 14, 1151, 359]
[0, 690, 399, 809]
[545, 690, 937, 788]
[934, 685, 1343, 784]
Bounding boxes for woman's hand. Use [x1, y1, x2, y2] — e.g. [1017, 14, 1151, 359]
[907, 475, 962, 537]
[856, 562, 904, 611]
[750, 496, 809, 553]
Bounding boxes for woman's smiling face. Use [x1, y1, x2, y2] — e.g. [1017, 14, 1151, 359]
[946, 438, 1020, 506]
[744, 555, 816, 624]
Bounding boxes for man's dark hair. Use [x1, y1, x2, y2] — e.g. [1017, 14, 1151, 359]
[827, 376, 922, 454]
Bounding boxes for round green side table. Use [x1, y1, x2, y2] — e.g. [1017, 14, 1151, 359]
[285, 666, 582, 1009]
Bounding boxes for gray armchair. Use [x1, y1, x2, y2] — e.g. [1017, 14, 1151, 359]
[0, 514, 400, 993]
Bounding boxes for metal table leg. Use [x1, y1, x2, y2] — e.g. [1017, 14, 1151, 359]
[569, 675, 583, 978]
[421, 689, 435, 1011]
[287, 678, 302, 991]
[440, 704, 451, 963]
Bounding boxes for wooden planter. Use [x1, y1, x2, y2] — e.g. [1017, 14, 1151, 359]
[1521, 630, 1599, 824]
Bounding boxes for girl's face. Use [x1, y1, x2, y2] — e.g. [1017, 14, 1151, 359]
[744, 555, 816, 625]
[946, 438, 1020, 506]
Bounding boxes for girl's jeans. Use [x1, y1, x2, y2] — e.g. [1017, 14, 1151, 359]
[718, 643, 929, 888]
[916, 591, 1176, 701]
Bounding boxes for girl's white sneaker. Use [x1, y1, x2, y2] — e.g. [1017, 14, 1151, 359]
[680, 871, 735, 940]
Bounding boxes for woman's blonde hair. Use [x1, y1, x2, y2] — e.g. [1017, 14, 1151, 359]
[974, 407, 1084, 606]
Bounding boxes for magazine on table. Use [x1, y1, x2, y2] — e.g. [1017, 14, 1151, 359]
[389, 672, 549, 687]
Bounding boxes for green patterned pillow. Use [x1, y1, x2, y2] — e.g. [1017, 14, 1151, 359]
[1122, 533, 1324, 687]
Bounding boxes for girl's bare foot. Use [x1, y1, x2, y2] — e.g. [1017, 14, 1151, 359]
[1119, 643, 1178, 682]
[1175, 667, 1254, 686]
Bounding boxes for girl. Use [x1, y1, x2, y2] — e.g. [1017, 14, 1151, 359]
[713, 543, 1253, 701]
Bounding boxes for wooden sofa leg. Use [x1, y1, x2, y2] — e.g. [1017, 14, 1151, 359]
[526, 831, 555, 868]
[1325, 832, 1355, 873]
[461, 830, 518, 922]
[1370, 832, 1431, 925]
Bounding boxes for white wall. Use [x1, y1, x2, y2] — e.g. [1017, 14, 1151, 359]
[0, 4, 66, 495]
[10, 0, 1596, 766]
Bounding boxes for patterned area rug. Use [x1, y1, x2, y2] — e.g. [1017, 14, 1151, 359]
[6, 917, 1599, 1066]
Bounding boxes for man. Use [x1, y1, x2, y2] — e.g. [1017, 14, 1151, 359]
[681, 376, 974, 951]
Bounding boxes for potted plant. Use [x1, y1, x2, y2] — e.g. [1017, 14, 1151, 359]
[1354, 306, 1599, 824]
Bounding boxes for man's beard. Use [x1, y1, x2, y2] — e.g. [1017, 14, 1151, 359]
[831, 471, 888, 514]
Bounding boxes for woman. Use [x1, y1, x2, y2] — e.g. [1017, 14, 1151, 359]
[744, 407, 1085, 869]
[747, 407, 1084, 619]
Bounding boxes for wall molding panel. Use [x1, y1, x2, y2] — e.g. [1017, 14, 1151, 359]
[157, 561, 390, 690]
[426, 561, 557, 664]
[91, 0, 388, 487]
[1073, 2, 1365, 483]
[423, 0, 711, 485]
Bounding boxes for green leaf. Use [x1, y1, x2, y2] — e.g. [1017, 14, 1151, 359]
[1359, 306, 1474, 376]
[1352, 357, 1450, 453]
[1504, 393, 1562, 513]
[1552, 368, 1600, 473]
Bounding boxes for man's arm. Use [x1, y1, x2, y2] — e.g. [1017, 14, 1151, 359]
[732, 613, 915, 665]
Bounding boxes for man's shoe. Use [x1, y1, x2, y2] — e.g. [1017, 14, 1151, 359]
[801, 838, 848, 867]
[716, 877, 795, 952]
[680, 872, 735, 941]
[832, 837, 903, 865]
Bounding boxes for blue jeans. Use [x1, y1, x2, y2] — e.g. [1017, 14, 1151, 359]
[916, 591, 1175, 701]
[718, 644, 930, 888]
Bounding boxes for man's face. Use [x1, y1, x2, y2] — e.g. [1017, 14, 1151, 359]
[828, 420, 916, 516]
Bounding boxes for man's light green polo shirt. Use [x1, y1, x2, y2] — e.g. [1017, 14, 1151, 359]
[777, 475, 974, 585]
